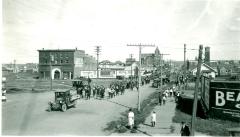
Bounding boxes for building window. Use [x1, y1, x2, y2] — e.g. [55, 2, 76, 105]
[66, 60, 69, 63]
[61, 60, 63, 64]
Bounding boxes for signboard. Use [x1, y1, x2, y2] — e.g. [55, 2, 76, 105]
[80, 71, 97, 78]
[209, 81, 240, 122]
[100, 70, 116, 78]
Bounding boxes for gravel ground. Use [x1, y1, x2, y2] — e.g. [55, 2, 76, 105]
[2, 84, 155, 135]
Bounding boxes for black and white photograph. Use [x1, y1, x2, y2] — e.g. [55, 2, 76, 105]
[1, 0, 240, 136]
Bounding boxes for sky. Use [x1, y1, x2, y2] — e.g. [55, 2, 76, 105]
[2, 0, 240, 64]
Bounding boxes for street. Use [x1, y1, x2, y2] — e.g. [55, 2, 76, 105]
[2, 84, 156, 135]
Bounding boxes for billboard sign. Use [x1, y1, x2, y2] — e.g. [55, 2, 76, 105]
[209, 81, 240, 121]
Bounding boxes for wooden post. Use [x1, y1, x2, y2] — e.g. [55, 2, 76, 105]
[138, 45, 142, 111]
[191, 45, 203, 136]
[127, 44, 155, 111]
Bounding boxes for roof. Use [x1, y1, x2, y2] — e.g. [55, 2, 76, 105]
[38, 49, 85, 52]
[191, 63, 217, 73]
[2, 66, 13, 71]
[203, 63, 217, 72]
[141, 53, 155, 58]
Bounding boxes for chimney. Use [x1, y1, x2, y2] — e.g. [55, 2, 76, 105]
[204, 47, 210, 65]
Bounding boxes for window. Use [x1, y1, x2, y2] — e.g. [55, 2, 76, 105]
[61, 60, 63, 64]
[66, 60, 69, 63]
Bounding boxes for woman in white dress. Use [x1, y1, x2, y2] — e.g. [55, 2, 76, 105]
[128, 108, 134, 129]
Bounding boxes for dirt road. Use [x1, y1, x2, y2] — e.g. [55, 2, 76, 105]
[2, 84, 157, 135]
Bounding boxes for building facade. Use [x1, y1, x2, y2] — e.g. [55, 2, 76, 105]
[38, 49, 97, 79]
[141, 47, 161, 71]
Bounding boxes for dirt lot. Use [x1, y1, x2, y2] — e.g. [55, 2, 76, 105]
[2, 78, 156, 135]
[4, 72, 118, 93]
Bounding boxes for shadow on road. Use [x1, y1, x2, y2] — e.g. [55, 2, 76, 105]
[143, 123, 152, 127]
[135, 128, 152, 136]
[104, 99, 132, 109]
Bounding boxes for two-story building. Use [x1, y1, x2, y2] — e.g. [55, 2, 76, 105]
[38, 48, 97, 79]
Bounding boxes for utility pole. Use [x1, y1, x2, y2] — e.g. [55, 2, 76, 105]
[95, 46, 101, 79]
[160, 54, 170, 88]
[50, 53, 54, 90]
[13, 59, 16, 73]
[183, 44, 186, 90]
[127, 44, 155, 111]
[191, 45, 203, 136]
[130, 54, 133, 79]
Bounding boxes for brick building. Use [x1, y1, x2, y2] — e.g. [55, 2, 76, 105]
[141, 47, 161, 71]
[38, 49, 97, 79]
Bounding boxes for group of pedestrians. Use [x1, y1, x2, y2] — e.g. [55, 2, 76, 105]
[108, 81, 126, 98]
[92, 85, 106, 99]
[76, 84, 91, 99]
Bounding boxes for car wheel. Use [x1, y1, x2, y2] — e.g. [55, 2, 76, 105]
[61, 104, 67, 112]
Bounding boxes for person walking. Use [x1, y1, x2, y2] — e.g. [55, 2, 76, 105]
[163, 95, 166, 105]
[151, 111, 156, 127]
[128, 108, 135, 129]
[180, 122, 190, 136]
[158, 92, 163, 106]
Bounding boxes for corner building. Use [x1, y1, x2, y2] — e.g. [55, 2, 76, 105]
[38, 49, 97, 79]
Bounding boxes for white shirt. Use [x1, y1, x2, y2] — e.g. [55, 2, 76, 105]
[151, 113, 156, 122]
[106, 88, 111, 93]
[128, 111, 134, 125]
[128, 112, 134, 119]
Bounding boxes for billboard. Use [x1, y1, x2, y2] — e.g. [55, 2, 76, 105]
[209, 81, 240, 122]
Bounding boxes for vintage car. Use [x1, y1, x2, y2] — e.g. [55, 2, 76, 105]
[48, 89, 79, 112]
[152, 78, 160, 88]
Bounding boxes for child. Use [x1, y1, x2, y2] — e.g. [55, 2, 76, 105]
[151, 111, 156, 127]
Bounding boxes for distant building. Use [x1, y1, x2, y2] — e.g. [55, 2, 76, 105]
[2, 66, 13, 75]
[204, 47, 210, 65]
[38, 49, 97, 79]
[141, 47, 161, 71]
[191, 63, 217, 78]
[125, 58, 136, 66]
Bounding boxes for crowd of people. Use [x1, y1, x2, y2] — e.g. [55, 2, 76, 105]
[74, 77, 152, 100]
[158, 86, 180, 105]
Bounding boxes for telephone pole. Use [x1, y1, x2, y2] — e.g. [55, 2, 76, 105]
[50, 54, 54, 90]
[183, 44, 198, 90]
[191, 45, 203, 136]
[160, 53, 170, 88]
[127, 44, 155, 111]
[183, 44, 186, 90]
[130, 54, 133, 79]
[95, 46, 101, 79]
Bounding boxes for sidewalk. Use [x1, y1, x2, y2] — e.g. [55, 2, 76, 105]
[111, 96, 210, 136]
